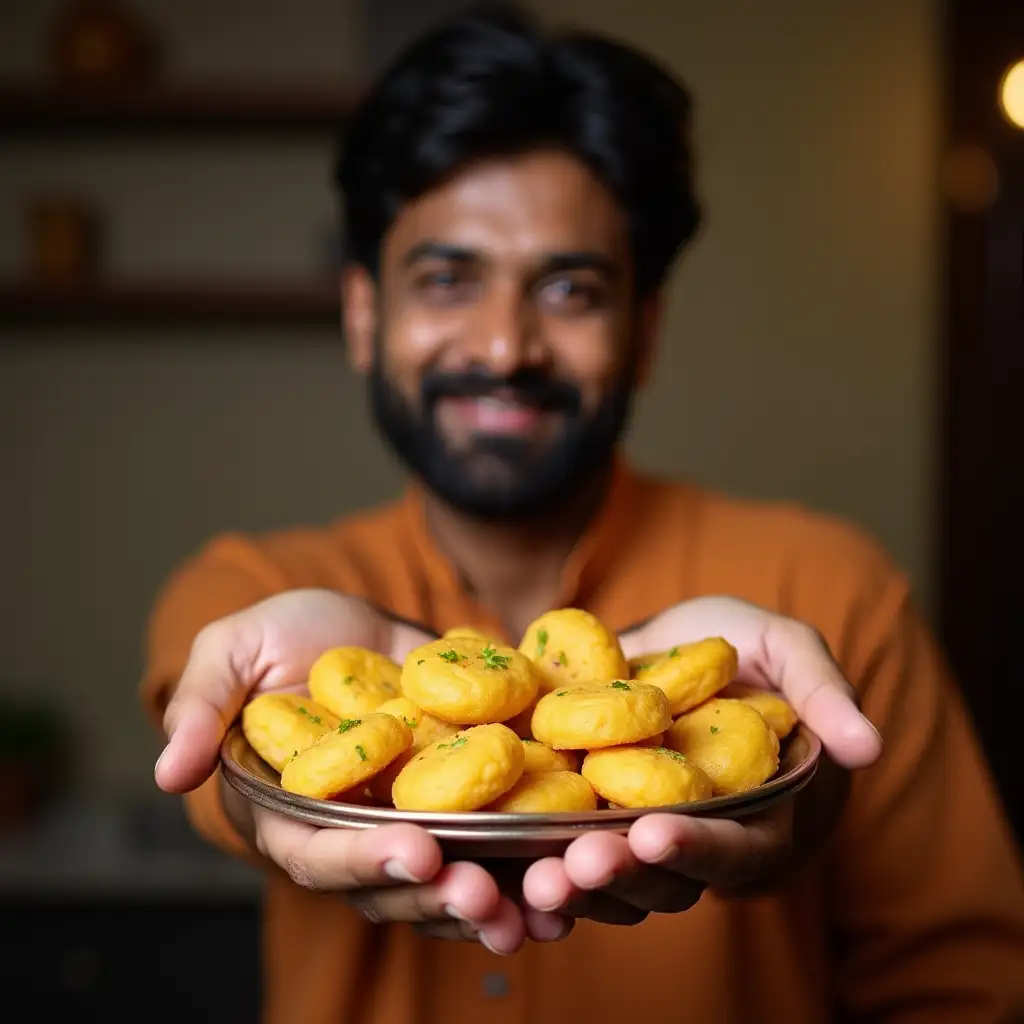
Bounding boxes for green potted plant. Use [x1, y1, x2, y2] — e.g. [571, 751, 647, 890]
[0, 693, 71, 828]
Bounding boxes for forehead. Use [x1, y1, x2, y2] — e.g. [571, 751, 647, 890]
[382, 151, 629, 266]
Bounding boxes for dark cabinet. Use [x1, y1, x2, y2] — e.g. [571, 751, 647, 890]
[0, 898, 261, 1019]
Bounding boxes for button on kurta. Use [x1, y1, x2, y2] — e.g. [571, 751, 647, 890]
[482, 972, 509, 999]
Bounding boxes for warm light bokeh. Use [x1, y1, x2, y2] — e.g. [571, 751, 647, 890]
[999, 59, 1024, 128]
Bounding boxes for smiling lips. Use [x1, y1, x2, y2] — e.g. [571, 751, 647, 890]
[443, 395, 550, 435]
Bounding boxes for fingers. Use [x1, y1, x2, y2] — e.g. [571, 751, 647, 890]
[415, 895, 527, 955]
[255, 815, 443, 891]
[523, 853, 648, 925]
[155, 620, 255, 793]
[254, 814, 531, 954]
[347, 861, 500, 924]
[155, 689, 231, 794]
[757, 618, 881, 769]
[628, 808, 793, 893]
[523, 833, 700, 923]
[523, 908, 574, 943]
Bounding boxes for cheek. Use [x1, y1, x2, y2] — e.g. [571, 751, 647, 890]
[550, 322, 632, 404]
[380, 307, 457, 378]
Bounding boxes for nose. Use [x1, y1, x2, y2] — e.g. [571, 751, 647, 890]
[467, 280, 546, 377]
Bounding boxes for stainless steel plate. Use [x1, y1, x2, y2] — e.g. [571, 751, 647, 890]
[220, 724, 822, 858]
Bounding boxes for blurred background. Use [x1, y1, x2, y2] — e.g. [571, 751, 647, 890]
[0, 0, 1019, 1015]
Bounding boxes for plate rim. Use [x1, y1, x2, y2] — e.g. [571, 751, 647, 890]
[219, 722, 822, 832]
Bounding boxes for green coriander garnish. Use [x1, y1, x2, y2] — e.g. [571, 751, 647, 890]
[611, 681, 631, 691]
[437, 735, 468, 751]
[402, 716, 417, 729]
[655, 747, 687, 762]
[355, 745, 368, 762]
[634, 662, 652, 673]
[555, 690, 569, 697]
[439, 649, 461, 663]
[417, 659, 425, 665]
[292, 749, 298, 758]
[536, 628, 549, 658]
[337, 718, 361, 733]
[556, 650, 568, 667]
[710, 725, 719, 735]
[668, 646, 680, 658]
[342, 675, 355, 684]
[481, 644, 510, 670]
[297, 706, 322, 723]
[297, 706, 308, 715]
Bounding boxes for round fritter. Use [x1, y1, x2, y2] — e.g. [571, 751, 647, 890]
[391, 723, 525, 812]
[531, 680, 671, 750]
[488, 770, 597, 813]
[628, 637, 738, 715]
[308, 647, 401, 718]
[582, 746, 713, 808]
[280, 713, 411, 799]
[720, 682, 799, 739]
[519, 608, 629, 695]
[666, 698, 780, 795]
[401, 637, 539, 725]
[241, 693, 340, 772]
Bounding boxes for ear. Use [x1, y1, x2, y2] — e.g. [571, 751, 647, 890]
[632, 292, 663, 387]
[341, 264, 377, 375]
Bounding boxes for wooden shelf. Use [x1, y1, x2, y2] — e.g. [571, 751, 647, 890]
[0, 282, 341, 328]
[0, 82, 361, 134]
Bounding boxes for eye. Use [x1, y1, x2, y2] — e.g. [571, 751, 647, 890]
[414, 266, 478, 304]
[537, 276, 603, 313]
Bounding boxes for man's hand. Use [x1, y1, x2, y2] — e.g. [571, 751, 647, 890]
[522, 596, 882, 925]
[154, 588, 567, 954]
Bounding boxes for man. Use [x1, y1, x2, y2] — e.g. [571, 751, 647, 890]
[143, 7, 1024, 1023]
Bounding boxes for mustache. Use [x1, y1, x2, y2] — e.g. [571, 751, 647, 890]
[420, 367, 582, 414]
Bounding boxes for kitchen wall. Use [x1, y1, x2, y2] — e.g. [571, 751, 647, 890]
[0, 0, 940, 793]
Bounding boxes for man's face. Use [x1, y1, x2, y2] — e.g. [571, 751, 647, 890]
[346, 151, 655, 522]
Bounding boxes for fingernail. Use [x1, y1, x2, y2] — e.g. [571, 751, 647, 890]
[479, 933, 509, 957]
[444, 904, 469, 922]
[530, 914, 569, 942]
[652, 842, 681, 866]
[154, 746, 171, 777]
[384, 860, 425, 884]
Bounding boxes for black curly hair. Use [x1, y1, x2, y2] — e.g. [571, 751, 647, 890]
[334, 3, 702, 298]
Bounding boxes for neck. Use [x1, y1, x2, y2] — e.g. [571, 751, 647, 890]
[421, 466, 613, 637]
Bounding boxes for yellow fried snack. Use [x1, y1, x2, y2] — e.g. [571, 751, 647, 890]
[720, 682, 799, 739]
[531, 680, 671, 750]
[280, 713, 412, 799]
[503, 699, 538, 739]
[637, 731, 667, 748]
[582, 746, 712, 808]
[442, 625, 501, 645]
[519, 608, 629, 695]
[521, 739, 579, 773]
[488, 770, 597, 813]
[241, 693, 341, 772]
[392, 723, 524, 812]
[401, 638, 539, 725]
[308, 647, 401, 718]
[369, 696, 460, 803]
[628, 637, 738, 715]
[666, 698, 780, 795]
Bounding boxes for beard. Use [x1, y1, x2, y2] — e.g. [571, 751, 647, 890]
[368, 358, 636, 524]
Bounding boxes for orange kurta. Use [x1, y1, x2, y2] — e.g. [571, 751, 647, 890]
[141, 464, 1024, 1024]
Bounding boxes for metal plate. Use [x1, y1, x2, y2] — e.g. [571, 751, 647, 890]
[220, 724, 821, 858]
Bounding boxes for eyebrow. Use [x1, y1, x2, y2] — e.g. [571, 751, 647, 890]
[402, 241, 618, 278]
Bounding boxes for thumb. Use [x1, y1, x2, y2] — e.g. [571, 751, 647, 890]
[154, 622, 254, 794]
